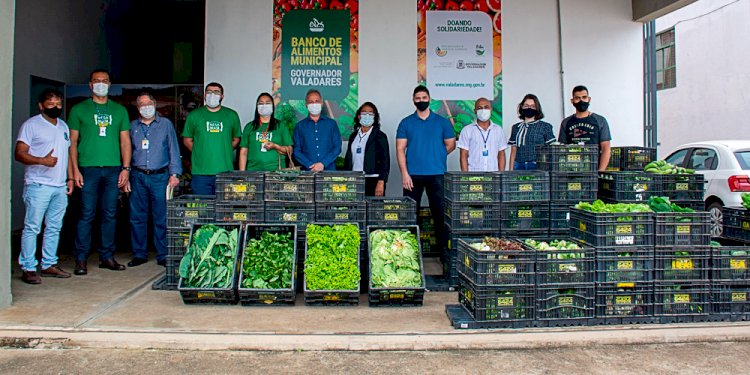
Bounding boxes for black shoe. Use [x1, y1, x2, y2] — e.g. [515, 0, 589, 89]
[127, 258, 148, 267]
[74, 261, 88, 276]
[99, 258, 126, 271]
[156, 259, 166, 267]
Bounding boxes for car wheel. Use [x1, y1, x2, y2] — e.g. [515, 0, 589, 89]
[707, 202, 723, 238]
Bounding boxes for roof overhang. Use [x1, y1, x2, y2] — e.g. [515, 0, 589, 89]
[632, 0, 698, 22]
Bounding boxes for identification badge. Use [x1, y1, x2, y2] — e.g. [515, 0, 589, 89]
[356, 147, 362, 154]
[141, 139, 149, 150]
[260, 142, 268, 153]
[99, 126, 107, 137]
[482, 149, 489, 157]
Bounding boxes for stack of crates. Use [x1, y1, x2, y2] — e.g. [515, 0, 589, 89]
[456, 238, 536, 327]
[606, 147, 657, 172]
[722, 207, 750, 243]
[264, 171, 316, 247]
[498, 171, 550, 238]
[418, 208, 438, 256]
[165, 195, 216, 289]
[711, 243, 750, 319]
[215, 171, 265, 224]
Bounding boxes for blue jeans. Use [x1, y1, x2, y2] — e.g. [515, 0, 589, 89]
[514, 161, 538, 170]
[75, 166, 120, 262]
[130, 171, 169, 261]
[20, 184, 68, 271]
[191, 175, 216, 195]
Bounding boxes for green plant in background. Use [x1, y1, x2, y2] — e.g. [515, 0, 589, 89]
[305, 224, 360, 291]
[179, 225, 239, 289]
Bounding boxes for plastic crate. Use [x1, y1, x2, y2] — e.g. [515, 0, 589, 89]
[536, 144, 599, 173]
[418, 208, 434, 231]
[549, 204, 572, 233]
[525, 238, 594, 284]
[264, 171, 315, 203]
[535, 284, 595, 320]
[458, 278, 534, 322]
[314, 172, 365, 202]
[711, 246, 750, 281]
[303, 223, 361, 306]
[315, 202, 366, 224]
[672, 200, 705, 212]
[607, 147, 657, 172]
[656, 174, 705, 202]
[596, 246, 654, 283]
[447, 226, 499, 284]
[456, 238, 534, 287]
[498, 171, 550, 202]
[654, 281, 710, 316]
[165, 254, 182, 287]
[499, 203, 550, 235]
[598, 172, 660, 202]
[366, 197, 417, 226]
[655, 212, 711, 246]
[167, 228, 191, 257]
[366, 225, 426, 307]
[215, 171, 264, 203]
[445, 200, 501, 230]
[569, 208, 654, 248]
[595, 281, 654, 318]
[711, 282, 750, 315]
[265, 202, 315, 229]
[550, 172, 598, 203]
[166, 195, 216, 229]
[216, 202, 265, 224]
[444, 172, 501, 202]
[655, 246, 710, 282]
[723, 207, 750, 243]
[236, 224, 297, 306]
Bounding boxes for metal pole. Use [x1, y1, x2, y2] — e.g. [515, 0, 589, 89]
[643, 21, 658, 150]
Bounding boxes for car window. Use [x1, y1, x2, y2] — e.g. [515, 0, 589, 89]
[735, 151, 750, 170]
[687, 148, 718, 171]
[665, 149, 689, 167]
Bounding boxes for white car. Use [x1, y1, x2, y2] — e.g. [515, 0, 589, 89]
[663, 140, 750, 237]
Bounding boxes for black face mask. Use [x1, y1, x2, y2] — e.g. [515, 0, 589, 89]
[574, 100, 590, 112]
[520, 108, 538, 119]
[43, 107, 62, 119]
[414, 101, 430, 112]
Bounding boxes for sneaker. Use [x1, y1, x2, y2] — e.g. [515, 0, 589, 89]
[21, 270, 41, 284]
[41, 265, 72, 278]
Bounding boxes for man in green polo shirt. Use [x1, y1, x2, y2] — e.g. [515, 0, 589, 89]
[182, 82, 241, 194]
[68, 69, 132, 275]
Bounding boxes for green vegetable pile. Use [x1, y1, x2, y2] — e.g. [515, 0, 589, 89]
[369, 229, 422, 288]
[644, 160, 694, 174]
[305, 224, 360, 291]
[241, 231, 294, 290]
[647, 196, 695, 213]
[574, 200, 652, 213]
[179, 224, 239, 289]
[742, 193, 750, 209]
[525, 239, 585, 260]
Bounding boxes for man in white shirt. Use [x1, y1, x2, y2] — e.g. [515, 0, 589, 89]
[14, 88, 74, 284]
[457, 97, 508, 171]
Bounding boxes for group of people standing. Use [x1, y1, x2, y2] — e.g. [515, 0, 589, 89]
[14, 67, 611, 284]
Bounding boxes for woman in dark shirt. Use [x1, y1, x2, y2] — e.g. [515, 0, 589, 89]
[343, 102, 390, 196]
[508, 94, 556, 170]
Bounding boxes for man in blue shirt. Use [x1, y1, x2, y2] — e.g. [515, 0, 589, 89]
[125, 93, 182, 267]
[293, 89, 341, 171]
[396, 85, 456, 276]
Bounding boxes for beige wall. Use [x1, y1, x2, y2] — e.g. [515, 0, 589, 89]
[0, 0, 15, 308]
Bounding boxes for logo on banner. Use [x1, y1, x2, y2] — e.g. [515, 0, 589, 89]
[309, 18, 324, 32]
[456, 60, 465, 69]
[475, 44, 485, 56]
[435, 46, 447, 57]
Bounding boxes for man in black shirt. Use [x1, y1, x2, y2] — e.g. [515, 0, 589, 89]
[558, 85, 612, 171]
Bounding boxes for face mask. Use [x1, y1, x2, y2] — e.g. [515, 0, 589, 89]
[360, 113, 375, 127]
[257, 103, 273, 116]
[414, 101, 430, 112]
[476, 109, 492, 122]
[520, 108, 538, 119]
[307, 103, 322, 116]
[43, 106, 62, 119]
[92, 83, 109, 97]
[205, 93, 221, 108]
[574, 100, 590, 112]
[139, 105, 156, 119]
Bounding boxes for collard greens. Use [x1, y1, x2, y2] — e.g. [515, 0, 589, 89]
[179, 224, 239, 289]
[369, 229, 422, 288]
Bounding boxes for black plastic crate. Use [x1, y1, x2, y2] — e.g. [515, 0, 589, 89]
[598, 172, 660, 202]
[595, 281, 654, 318]
[303, 223, 361, 306]
[672, 200, 704, 212]
[536, 144, 599, 173]
[608, 147, 657, 172]
[723, 207, 750, 243]
[215, 171, 264, 203]
[525, 239, 594, 284]
[265, 202, 315, 230]
[445, 200, 501, 230]
[550, 172, 598, 203]
[654, 281, 710, 316]
[216, 202, 265, 224]
[549, 204, 572, 233]
[165, 254, 182, 287]
[596, 246, 654, 283]
[456, 238, 534, 287]
[167, 228, 191, 257]
[166, 195, 216, 229]
[498, 171, 550, 202]
[655, 246, 710, 282]
[237, 224, 297, 306]
[569, 208, 654, 248]
[444, 172, 501, 202]
[314, 171, 365, 202]
[315, 202, 366, 224]
[366, 225, 426, 307]
[656, 174, 705, 202]
[500, 203, 550, 234]
[536, 284, 595, 320]
[712, 282, 750, 315]
[447, 226, 499, 285]
[366, 197, 417, 226]
[458, 279, 535, 322]
[264, 171, 315, 203]
[655, 212, 711, 246]
[712, 246, 750, 281]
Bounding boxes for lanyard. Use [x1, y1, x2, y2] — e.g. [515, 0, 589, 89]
[357, 128, 369, 145]
[94, 102, 108, 116]
[476, 124, 491, 149]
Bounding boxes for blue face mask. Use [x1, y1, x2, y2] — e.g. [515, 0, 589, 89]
[360, 113, 375, 127]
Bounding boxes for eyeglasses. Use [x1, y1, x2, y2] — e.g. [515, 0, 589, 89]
[206, 90, 222, 95]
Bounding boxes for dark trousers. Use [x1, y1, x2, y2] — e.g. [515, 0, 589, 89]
[75, 166, 120, 262]
[403, 174, 447, 263]
[191, 175, 216, 195]
[129, 170, 169, 262]
[514, 161, 538, 170]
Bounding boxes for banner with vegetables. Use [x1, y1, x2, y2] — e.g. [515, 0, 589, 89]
[273, 0, 359, 140]
[418, 0, 502, 137]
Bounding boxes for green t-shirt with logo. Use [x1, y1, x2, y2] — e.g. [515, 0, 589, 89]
[68, 99, 131, 167]
[240, 122, 292, 171]
[182, 106, 241, 175]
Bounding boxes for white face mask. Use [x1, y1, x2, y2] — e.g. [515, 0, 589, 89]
[359, 113, 375, 127]
[257, 103, 273, 116]
[139, 105, 156, 119]
[205, 93, 221, 108]
[307, 102, 322, 116]
[476, 109, 492, 122]
[92, 83, 109, 97]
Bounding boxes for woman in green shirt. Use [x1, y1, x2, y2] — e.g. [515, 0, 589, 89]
[239, 92, 293, 171]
